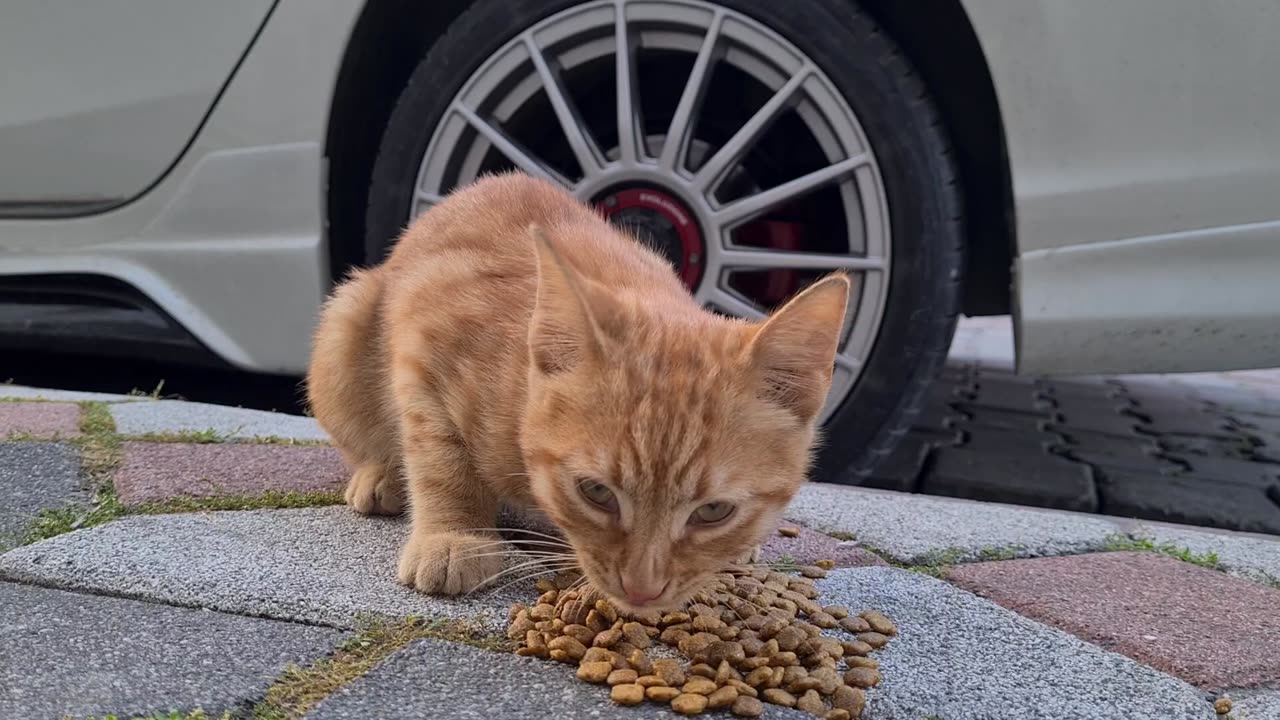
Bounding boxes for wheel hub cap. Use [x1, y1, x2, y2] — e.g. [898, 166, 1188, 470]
[597, 187, 704, 289]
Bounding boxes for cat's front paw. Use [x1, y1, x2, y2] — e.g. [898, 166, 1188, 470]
[397, 531, 505, 595]
[345, 464, 403, 516]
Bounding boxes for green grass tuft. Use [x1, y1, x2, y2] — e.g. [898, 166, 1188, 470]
[769, 554, 801, 573]
[133, 428, 227, 444]
[252, 616, 506, 720]
[826, 531, 857, 541]
[20, 401, 342, 545]
[138, 490, 344, 515]
[1102, 534, 1222, 570]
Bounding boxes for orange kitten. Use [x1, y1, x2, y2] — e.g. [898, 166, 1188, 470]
[307, 173, 848, 612]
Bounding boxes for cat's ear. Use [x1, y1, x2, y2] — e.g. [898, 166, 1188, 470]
[747, 274, 851, 421]
[529, 225, 608, 375]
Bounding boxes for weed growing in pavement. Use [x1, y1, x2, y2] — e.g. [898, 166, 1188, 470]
[19, 402, 342, 545]
[23, 402, 126, 543]
[769, 554, 802, 573]
[252, 616, 506, 720]
[1102, 534, 1222, 570]
[826, 531, 857, 541]
[137, 491, 344, 515]
[133, 428, 227, 444]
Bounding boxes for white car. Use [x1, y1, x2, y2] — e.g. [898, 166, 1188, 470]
[2, 0, 1278, 482]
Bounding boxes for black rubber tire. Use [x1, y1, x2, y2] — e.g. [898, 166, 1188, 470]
[365, 0, 964, 484]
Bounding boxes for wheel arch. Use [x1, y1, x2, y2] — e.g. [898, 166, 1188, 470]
[324, 0, 474, 277]
[855, 0, 1015, 316]
[325, 0, 1017, 316]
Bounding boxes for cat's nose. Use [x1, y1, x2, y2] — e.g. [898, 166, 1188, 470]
[621, 577, 668, 606]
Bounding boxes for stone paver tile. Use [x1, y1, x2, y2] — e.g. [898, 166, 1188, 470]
[953, 405, 1054, 432]
[786, 484, 1122, 564]
[965, 380, 1048, 414]
[860, 433, 940, 492]
[962, 428, 1064, 454]
[760, 521, 887, 568]
[0, 507, 533, 632]
[0, 384, 141, 402]
[1055, 429, 1163, 459]
[921, 447, 1098, 512]
[816, 567, 1214, 720]
[0, 401, 80, 439]
[1, 581, 341, 719]
[0, 442, 84, 548]
[1229, 690, 1280, 720]
[1167, 455, 1280, 488]
[1156, 434, 1256, 460]
[1052, 413, 1148, 438]
[1131, 522, 1280, 587]
[1066, 449, 1185, 475]
[947, 551, 1280, 691]
[114, 441, 347, 505]
[307, 637, 811, 720]
[111, 399, 329, 442]
[1097, 470, 1280, 535]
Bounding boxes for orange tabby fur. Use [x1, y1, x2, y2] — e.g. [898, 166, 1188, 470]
[307, 172, 849, 611]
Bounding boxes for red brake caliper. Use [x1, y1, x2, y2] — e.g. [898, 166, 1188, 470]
[736, 219, 805, 307]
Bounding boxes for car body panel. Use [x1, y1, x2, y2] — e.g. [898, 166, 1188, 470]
[961, 0, 1280, 373]
[0, 1, 276, 215]
[1, 0, 1278, 377]
[0, 0, 365, 373]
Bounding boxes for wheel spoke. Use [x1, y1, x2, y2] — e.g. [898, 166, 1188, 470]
[659, 11, 725, 173]
[614, 0, 642, 165]
[453, 103, 570, 187]
[692, 67, 811, 194]
[416, 189, 444, 204]
[523, 34, 606, 180]
[718, 247, 884, 272]
[704, 288, 766, 320]
[713, 154, 869, 227]
[834, 353, 860, 372]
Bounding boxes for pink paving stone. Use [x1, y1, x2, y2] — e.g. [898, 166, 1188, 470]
[0, 402, 80, 439]
[113, 442, 348, 506]
[947, 551, 1280, 691]
[758, 519, 888, 568]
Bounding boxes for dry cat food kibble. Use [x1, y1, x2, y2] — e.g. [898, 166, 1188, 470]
[509, 567, 895, 717]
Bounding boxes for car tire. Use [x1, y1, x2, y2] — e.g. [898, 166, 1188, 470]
[364, 0, 964, 485]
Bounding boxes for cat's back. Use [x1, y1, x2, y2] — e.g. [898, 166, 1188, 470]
[384, 173, 590, 278]
[382, 173, 686, 299]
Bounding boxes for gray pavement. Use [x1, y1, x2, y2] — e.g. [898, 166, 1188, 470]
[307, 638, 813, 720]
[1133, 521, 1280, 585]
[110, 398, 329, 442]
[0, 384, 141, 403]
[815, 568, 1215, 720]
[1, 581, 341, 719]
[787, 482, 1121, 564]
[0, 442, 84, 549]
[0, 506, 530, 632]
[926, 317, 1280, 535]
[1230, 690, 1280, 720]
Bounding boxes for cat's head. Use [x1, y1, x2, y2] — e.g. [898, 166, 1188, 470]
[520, 226, 849, 613]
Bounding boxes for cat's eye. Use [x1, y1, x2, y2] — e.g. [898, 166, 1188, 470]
[577, 478, 618, 512]
[690, 501, 735, 525]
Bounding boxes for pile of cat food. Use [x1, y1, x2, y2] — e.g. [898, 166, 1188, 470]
[506, 559, 894, 718]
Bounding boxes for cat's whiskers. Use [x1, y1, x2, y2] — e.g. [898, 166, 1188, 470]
[471, 561, 583, 597]
[467, 555, 581, 594]
[469, 527, 571, 545]
[452, 551, 570, 564]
